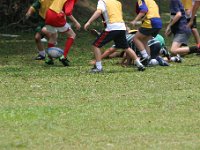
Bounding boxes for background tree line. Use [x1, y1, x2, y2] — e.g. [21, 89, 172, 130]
[0, 0, 164, 32]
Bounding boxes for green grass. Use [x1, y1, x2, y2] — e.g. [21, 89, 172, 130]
[1, 31, 200, 149]
[1, 7, 200, 149]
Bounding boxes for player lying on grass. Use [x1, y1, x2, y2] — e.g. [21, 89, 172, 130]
[165, 0, 200, 60]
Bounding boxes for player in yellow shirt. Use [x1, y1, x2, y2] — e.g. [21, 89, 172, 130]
[26, 0, 55, 60]
[130, 0, 162, 66]
[84, 0, 145, 72]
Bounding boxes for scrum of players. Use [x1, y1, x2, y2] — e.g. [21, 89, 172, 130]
[25, 0, 200, 73]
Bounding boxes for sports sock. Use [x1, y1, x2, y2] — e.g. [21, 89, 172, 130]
[48, 43, 55, 48]
[96, 61, 102, 70]
[189, 46, 199, 54]
[134, 58, 142, 67]
[64, 37, 74, 58]
[39, 50, 45, 57]
[140, 50, 149, 58]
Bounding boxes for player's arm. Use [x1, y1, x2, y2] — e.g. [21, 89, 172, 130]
[25, 0, 40, 19]
[130, 12, 145, 26]
[169, 12, 182, 26]
[165, 11, 181, 36]
[68, 15, 81, 30]
[130, 0, 147, 26]
[84, 9, 102, 30]
[25, 6, 35, 19]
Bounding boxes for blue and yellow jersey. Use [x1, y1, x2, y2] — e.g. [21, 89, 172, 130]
[137, 0, 162, 29]
[31, 0, 54, 19]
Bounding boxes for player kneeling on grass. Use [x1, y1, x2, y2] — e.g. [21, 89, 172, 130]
[84, 0, 145, 73]
[45, 0, 81, 66]
[165, 0, 200, 61]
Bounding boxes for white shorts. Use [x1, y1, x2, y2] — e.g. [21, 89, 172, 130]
[45, 23, 71, 33]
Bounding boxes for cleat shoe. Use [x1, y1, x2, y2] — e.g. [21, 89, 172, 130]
[140, 56, 150, 66]
[45, 57, 54, 65]
[136, 61, 145, 71]
[89, 65, 103, 73]
[34, 54, 45, 60]
[170, 54, 183, 63]
[59, 55, 70, 66]
[137, 65, 145, 71]
[90, 68, 103, 73]
[156, 56, 169, 66]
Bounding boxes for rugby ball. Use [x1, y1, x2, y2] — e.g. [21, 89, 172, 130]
[47, 47, 64, 58]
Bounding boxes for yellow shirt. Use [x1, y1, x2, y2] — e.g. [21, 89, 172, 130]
[102, 0, 124, 23]
[181, 0, 193, 10]
[50, 0, 67, 13]
[39, 0, 54, 18]
[138, 0, 162, 28]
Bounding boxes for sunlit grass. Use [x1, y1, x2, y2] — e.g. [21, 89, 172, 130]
[1, 2, 200, 148]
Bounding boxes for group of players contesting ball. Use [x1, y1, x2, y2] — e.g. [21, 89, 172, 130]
[25, 0, 200, 73]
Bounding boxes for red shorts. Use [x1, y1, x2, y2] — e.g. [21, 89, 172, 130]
[45, 9, 66, 27]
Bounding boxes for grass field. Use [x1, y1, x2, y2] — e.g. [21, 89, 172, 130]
[1, 2, 200, 149]
[1, 30, 200, 149]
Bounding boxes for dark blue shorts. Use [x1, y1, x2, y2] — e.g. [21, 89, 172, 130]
[139, 27, 161, 37]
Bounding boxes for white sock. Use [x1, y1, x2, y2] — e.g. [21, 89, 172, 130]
[39, 50, 46, 57]
[134, 58, 142, 67]
[140, 50, 149, 58]
[96, 61, 102, 70]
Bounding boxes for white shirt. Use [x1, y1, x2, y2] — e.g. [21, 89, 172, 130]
[97, 0, 126, 31]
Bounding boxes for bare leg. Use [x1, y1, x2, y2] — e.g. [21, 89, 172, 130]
[93, 46, 102, 62]
[133, 31, 152, 56]
[170, 41, 189, 55]
[90, 47, 117, 65]
[125, 47, 145, 71]
[192, 28, 200, 44]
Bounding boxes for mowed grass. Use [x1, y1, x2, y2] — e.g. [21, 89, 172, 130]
[1, 29, 200, 150]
